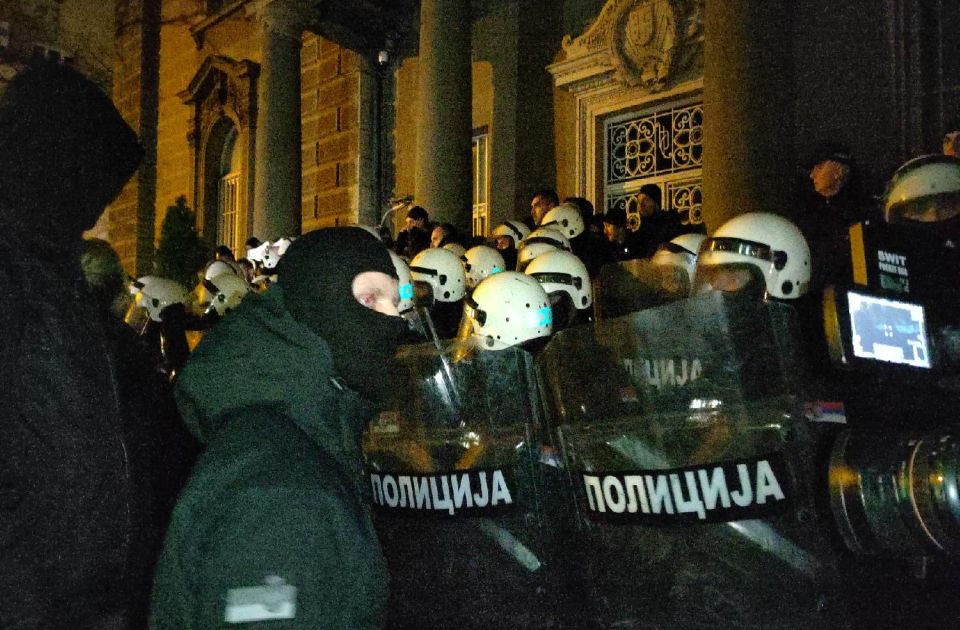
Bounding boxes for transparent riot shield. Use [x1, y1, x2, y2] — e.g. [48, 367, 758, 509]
[537, 291, 847, 629]
[364, 342, 566, 629]
[593, 258, 692, 321]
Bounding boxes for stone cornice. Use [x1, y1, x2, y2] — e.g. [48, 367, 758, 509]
[189, 1, 247, 49]
[179, 55, 260, 144]
[245, 0, 312, 41]
[178, 55, 260, 105]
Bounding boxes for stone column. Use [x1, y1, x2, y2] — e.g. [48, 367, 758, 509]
[702, 0, 795, 231]
[249, 0, 304, 240]
[414, 0, 473, 231]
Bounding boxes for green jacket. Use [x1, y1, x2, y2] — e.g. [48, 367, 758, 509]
[150, 287, 387, 629]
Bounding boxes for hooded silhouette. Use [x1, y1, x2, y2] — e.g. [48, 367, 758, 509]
[0, 61, 143, 629]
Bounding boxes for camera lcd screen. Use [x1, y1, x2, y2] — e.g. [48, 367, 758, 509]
[847, 291, 931, 369]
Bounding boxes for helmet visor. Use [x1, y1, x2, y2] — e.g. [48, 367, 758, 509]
[702, 236, 786, 268]
[885, 190, 960, 224]
[410, 264, 454, 291]
[692, 263, 767, 300]
[516, 243, 556, 272]
[454, 296, 485, 353]
[123, 299, 151, 335]
[191, 279, 218, 316]
[528, 271, 583, 292]
[656, 240, 698, 257]
[463, 294, 486, 327]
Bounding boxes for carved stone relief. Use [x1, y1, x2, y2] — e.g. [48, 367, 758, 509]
[179, 56, 260, 146]
[550, 0, 703, 94]
[547, 0, 704, 207]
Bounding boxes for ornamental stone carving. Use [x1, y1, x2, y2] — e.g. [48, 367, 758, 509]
[611, 0, 678, 88]
[179, 56, 259, 144]
[549, 0, 703, 94]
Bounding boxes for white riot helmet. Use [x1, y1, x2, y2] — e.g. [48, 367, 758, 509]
[124, 276, 189, 333]
[540, 202, 585, 239]
[204, 260, 239, 282]
[516, 227, 571, 271]
[492, 220, 531, 247]
[246, 240, 271, 267]
[410, 247, 467, 303]
[651, 233, 708, 286]
[274, 237, 295, 254]
[128, 274, 159, 296]
[882, 154, 960, 224]
[443, 242, 467, 258]
[389, 250, 415, 315]
[464, 271, 552, 351]
[694, 213, 811, 300]
[198, 272, 251, 317]
[262, 237, 294, 271]
[525, 250, 592, 310]
[462, 245, 505, 289]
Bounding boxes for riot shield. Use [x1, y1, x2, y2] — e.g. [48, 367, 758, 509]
[593, 258, 691, 321]
[364, 342, 568, 629]
[537, 292, 847, 628]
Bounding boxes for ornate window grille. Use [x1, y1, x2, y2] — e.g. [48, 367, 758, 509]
[218, 172, 241, 254]
[604, 99, 703, 227]
[472, 128, 490, 237]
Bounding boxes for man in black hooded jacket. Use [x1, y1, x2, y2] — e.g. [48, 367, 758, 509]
[151, 228, 407, 628]
[0, 62, 143, 629]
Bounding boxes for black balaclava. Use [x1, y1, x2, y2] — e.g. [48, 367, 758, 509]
[278, 228, 408, 401]
[0, 60, 143, 247]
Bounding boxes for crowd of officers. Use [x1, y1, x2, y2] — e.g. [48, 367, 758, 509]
[6, 55, 960, 629]
[127, 142, 959, 628]
[102, 131, 960, 629]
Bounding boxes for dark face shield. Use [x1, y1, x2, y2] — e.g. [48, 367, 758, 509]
[546, 291, 577, 331]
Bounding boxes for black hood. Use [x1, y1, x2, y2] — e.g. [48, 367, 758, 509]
[0, 61, 143, 244]
[278, 227, 408, 401]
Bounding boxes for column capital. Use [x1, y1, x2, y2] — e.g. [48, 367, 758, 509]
[246, 0, 308, 41]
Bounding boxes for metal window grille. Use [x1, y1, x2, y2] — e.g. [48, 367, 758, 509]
[607, 177, 704, 226]
[218, 172, 241, 254]
[472, 131, 489, 237]
[604, 99, 703, 227]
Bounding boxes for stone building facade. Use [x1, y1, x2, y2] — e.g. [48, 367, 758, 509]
[0, 0, 115, 95]
[109, 0, 389, 274]
[94, 0, 960, 275]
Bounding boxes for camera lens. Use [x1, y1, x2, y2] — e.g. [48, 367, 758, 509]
[829, 429, 960, 557]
